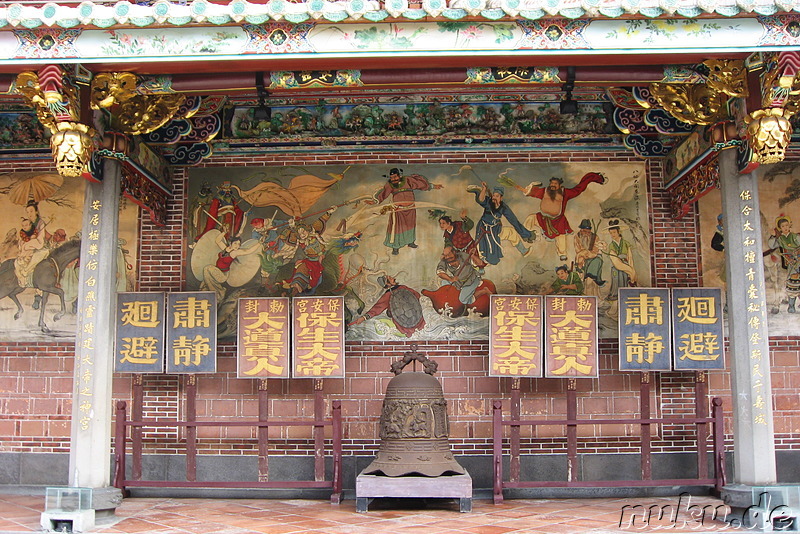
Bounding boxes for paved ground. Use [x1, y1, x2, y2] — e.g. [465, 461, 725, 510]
[0, 491, 756, 533]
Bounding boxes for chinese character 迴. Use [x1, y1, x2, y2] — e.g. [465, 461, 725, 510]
[676, 296, 717, 324]
[120, 300, 161, 328]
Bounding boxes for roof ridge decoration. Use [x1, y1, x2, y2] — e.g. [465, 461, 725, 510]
[0, 0, 798, 28]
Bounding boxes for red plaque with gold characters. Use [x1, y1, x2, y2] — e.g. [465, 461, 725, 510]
[489, 295, 543, 377]
[544, 295, 598, 378]
[292, 296, 345, 378]
[237, 297, 290, 378]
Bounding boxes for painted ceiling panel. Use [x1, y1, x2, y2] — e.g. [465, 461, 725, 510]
[0, 17, 790, 64]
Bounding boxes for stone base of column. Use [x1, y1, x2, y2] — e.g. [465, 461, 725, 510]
[90, 486, 124, 513]
[40, 509, 95, 533]
[40, 486, 124, 532]
[721, 484, 799, 531]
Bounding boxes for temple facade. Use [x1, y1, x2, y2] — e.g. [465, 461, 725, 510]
[1, 0, 800, 511]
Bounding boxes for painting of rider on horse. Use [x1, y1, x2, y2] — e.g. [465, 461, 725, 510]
[0, 171, 139, 340]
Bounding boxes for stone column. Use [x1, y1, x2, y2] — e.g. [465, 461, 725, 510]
[718, 148, 777, 487]
[67, 158, 124, 512]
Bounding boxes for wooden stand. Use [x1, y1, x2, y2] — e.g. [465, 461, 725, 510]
[356, 472, 472, 512]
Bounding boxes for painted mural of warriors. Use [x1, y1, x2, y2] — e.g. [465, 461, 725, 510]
[368, 168, 443, 255]
[200, 233, 262, 301]
[288, 221, 326, 294]
[544, 264, 584, 295]
[710, 213, 727, 285]
[472, 182, 533, 266]
[247, 215, 281, 280]
[436, 246, 490, 306]
[189, 181, 214, 243]
[272, 208, 336, 295]
[283, 222, 327, 295]
[513, 172, 605, 261]
[767, 215, 800, 313]
[711, 214, 725, 252]
[348, 274, 425, 337]
[602, 219, 636, 300]
[574, 219, 605, 297]
[197, 181, 246, 242]
[438, 210, 487, 269]
[250, 214, 277, 243]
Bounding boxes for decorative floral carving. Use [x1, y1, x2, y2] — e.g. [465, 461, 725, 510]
[50, 121, 96, 178]
[745, 107, 794, 165]
[649, 83, 728, 126]
[668, 159, 720, 219]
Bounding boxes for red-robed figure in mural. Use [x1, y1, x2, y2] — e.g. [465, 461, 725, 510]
[514, 172, 605, 261]
[198, 181, 246, 240]
[368, 168, 442, 255]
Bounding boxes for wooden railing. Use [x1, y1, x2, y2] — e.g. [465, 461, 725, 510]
[113, 378, 342, 504]
[492, 374, 726, 503]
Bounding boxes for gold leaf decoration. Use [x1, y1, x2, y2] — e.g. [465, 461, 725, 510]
[745, 107, 794, 165]
[50, 121, 96, 178]
[703, 59, 748, 98]
[91, 72, 139, 109]
[111, 94, 187, 135]
[650, 82, 727, 126]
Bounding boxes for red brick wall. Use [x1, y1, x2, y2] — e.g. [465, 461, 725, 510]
[0, 342, 73, 453]
[1, 150, 799, 463]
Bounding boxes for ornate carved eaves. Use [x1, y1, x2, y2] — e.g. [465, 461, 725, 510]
[649, 83, 729, 126]
[90, 72, 186, 135]
[623, 134, 672, 158]
[649, 58, 769, 216]
[91, 135, 171, 227]
[667, 158, 720, 220]
[90, 75, 218, 168]
[15, 66, 79, 131]
[705, 59, 749, 99]
[745, 106, 794, 164]
[120, 163, 169, 227]
[143, 95, 223, 167]
[744, 51, 800, 164]
[607, 86, 690, 158]
[14, 66, 96, 178]
[758, 51, 800, 112]
[650, 60, 747, 127]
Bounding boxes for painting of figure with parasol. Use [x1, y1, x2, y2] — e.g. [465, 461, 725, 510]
[0, 171, 139, 339]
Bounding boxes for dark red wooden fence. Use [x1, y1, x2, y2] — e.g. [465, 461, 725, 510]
[492, 373, 726, 503]
[113, 377, 343, 504]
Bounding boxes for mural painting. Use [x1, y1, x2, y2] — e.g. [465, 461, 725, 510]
[0, 112, 47, 149]
[186, 163, 650, 340]
[699, 162, 800, 336]
[228, 99, 612, 140]
[0, 172, 139, 340]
